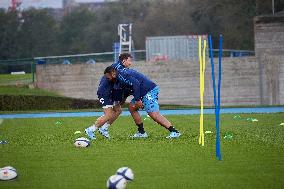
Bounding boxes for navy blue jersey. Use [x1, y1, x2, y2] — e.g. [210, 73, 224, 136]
[116, 68, 157, 101]
[111, 60, 133, 98]
[111, 60, 125, 71]
[97, 76, 114, 106]
[97, 60, 129, 106]
[97, 60, 124, 97]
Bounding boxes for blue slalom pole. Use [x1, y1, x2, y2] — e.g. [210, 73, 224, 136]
[209, 36, 217, 114]
[209, 35, 222, 161]
[216, 35, 222, 161]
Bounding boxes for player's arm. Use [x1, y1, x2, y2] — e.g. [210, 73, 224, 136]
[117, 72, 143, 108]
[127, 76, 140, 100]
[125, 75, 143, 109]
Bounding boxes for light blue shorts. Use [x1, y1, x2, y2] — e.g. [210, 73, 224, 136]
[131, 86, 160, 113]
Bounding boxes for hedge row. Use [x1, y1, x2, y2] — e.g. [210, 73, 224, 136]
[0, 95, 101, 111]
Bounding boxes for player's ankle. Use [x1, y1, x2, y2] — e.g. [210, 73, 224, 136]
[137, 123, 145, 134]
[167, 126, 179, 133]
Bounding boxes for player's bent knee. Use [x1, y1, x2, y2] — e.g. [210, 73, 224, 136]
[102, 112, 113, 121]
[113, 105, 122, 115]
[148, 112, 159, 121]
[116, 107, 123, 115]
[129, 103, 138, 112]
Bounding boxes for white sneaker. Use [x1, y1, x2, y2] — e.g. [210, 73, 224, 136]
[85, 128, 96, 140]
[166, 132, 181, 139]
[98, 127, 110, 139]
[132, 132, 148, 138]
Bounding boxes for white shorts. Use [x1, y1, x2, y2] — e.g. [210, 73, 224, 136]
[102, 101, 121, 109]
[102, 105, 114, 109]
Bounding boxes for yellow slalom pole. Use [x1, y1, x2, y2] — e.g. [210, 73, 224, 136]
[198, 37, 206, 146]
[198, 37, 203, 145]
[202, 40, 206, 146]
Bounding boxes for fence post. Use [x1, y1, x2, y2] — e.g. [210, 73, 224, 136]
[32, 59, 35, 83]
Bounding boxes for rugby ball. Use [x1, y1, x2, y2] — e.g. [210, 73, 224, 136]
[107, 175, 127, 189]
[0, 166, 17, 181]
[74, 137, 90, 148]
[116, 167, 134, 181]
[1, 166, 16, 172]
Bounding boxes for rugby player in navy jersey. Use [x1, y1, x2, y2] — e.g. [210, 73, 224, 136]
[85, 53, 146, 139]
[104, 66, 181, 139]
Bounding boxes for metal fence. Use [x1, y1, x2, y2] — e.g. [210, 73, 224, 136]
[146, 35, 208, 61]
[0, 58, 35, 85]
[146, 35, 255, 61]
[34, 50, 146, 65]
[0, 50, 146, 85]
[0, 58, 34, 74]
[0, 48, 254, 85]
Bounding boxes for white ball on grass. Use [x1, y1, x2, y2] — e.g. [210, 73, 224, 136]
[1, 166, 16, 172]
[107, 174, 127, 189]
[116, 167, 134, 181]
[74, 137, 90, 148]
[0, 166, 17, 181]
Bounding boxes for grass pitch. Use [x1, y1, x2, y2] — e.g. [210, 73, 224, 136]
[0, 74, 33, 86]
[0, 85, 60, 96]
[1, 113, 284, 189]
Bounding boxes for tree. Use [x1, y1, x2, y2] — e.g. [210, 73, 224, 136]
[18, 8, 59, 57]
[57, 7, 97, 54]
[0, 10, 21, 59]
[0, 0, 259, 59]
[182, 0, 256, 50]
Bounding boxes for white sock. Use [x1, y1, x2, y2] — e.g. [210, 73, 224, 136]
[101, 122, 110, 130]
[88, 124, 98, 132]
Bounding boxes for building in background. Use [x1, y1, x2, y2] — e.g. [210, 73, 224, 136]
[146, 35, 208, 62]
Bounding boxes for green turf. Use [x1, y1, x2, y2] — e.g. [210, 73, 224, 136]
[0, 73, 34, 85]
[0, 113, 284, 189]
[0, 85, 60, 96]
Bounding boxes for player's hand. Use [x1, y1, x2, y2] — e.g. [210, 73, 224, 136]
[135, 100, 143, 109]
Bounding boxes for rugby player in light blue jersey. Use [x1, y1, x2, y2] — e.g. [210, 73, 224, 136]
[85, 53, 145, 139]
[104, 66, 181, 139]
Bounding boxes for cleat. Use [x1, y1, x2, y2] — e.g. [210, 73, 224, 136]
[166, 132, 181, 139]
[98, 127, 110, 139]
[85, 128, 96, 140]
[131, 132, 148, 138]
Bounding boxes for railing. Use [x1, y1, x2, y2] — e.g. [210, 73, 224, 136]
[34, 50, 147, 64]
[212, 49, 255, 57]
[0, 49, 254, 84]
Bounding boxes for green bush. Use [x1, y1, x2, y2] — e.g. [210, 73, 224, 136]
[0, 95, 100, 111]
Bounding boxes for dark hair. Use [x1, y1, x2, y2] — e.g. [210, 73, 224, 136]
[119, 53, 132, 62]
[104, 66, 116, 74]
